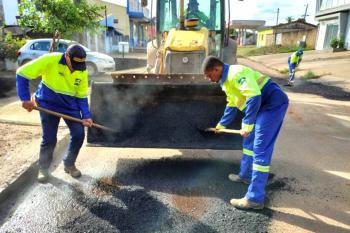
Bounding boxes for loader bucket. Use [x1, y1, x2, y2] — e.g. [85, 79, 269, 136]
[87, 74, 242, 149]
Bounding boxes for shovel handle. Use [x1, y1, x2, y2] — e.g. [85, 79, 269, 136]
[205, 128, 241, 135]
[33, 106, 116, 132]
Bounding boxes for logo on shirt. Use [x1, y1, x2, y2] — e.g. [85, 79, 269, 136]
[238, 77, 246, 84]
[74, 78, 81, 86]
[58, 72, 64, 77]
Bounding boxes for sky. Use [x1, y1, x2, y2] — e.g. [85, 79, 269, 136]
[229, 0, 317, 26]
[102, 0, 317, 26]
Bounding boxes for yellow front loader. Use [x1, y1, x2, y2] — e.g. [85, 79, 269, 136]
[87, 0, 242, 149]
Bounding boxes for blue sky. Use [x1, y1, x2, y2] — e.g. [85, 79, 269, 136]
[103, 0, 317, 26]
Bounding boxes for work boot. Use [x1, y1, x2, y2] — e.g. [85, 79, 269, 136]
[230, 197, 264, 210]
[37, 169, 50, 183]
[228, 174, 250, 184]
[64, 165, 81, 178]
[228, 173, 275, 184]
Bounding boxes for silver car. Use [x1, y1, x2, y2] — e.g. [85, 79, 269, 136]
[17, 38, 115, 76]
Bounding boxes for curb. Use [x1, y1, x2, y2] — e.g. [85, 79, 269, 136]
[0, 76, 16, 98]
[0, 132, 70, 204]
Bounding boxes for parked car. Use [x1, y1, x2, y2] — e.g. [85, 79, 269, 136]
[17, 38, 115, 76]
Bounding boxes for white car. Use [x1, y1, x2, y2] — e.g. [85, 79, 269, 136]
[17, 38, 115, 76]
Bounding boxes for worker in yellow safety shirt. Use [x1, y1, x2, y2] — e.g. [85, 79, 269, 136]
[287, 49, 303, 86]
[16, 44, 93, 183]
[202, 56, 289, 210]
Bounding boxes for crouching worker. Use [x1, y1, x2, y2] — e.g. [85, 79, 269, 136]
[202, 56, 289, 210]
[16, 44, 93, 183]
[287, 49, 303, 86]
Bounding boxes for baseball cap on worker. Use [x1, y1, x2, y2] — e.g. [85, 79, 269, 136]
[66, 44, 86, 71]
[296, 49, 303, 56]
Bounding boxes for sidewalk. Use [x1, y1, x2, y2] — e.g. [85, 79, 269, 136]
[243, 50, 350, 92]
[0, 97, 69, 203]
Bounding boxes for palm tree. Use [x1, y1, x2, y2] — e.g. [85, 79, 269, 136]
[286, 16, 294, 23]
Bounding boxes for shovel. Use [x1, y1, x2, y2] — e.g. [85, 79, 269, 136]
[33, 106, 116, 133]
[198, 127, 241, 135]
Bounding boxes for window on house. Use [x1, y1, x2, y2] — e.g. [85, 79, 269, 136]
[319, 0, 347, 10]
[323, 23, 339, 48]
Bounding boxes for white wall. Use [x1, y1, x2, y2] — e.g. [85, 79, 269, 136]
[3, 1, 18, 25]
[316, 21, 327, 50]
[320, 0, 350, 10]
[345, 12, 350, 49]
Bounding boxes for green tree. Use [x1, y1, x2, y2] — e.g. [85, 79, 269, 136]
[18, 0, 104, 51]
[286, 16, 294, 23]
[0, 32, 27, 61]
[229, 28, 237, 37]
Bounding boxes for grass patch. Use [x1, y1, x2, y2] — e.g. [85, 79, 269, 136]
[237, 45, 313, 57]
[302, 71, 320, 80]
[279, 68, 289, 74]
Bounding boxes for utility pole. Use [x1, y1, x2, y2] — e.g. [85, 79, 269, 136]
[275, 8, 279, 45]
[303, 3, 308, 20]
[105, 5, 108, 53]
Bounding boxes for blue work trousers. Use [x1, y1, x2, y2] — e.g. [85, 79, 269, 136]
[239, 98, 289, 204]
[288, 57, 296, 82]
[39, 111, 85, 169]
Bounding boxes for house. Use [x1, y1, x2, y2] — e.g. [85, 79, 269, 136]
[315, 0, 350, 50]
[257, 19, 317, 48]
[85, 0, 130, 54]
[272, 19, 317, 48]
[0, 0, 19, 26]
[230, 20, 266, 46]
[256, 27, 274, 48]
[0, 0, 29, 37]
[127, 0, 151, 49]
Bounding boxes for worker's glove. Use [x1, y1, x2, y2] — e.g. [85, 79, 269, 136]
[214, 123, 226, 133]
[215, 123, 226, 130]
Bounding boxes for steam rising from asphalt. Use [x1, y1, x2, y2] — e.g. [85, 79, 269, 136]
[90, 79, 162, 142]
[88, 78, 242, 149]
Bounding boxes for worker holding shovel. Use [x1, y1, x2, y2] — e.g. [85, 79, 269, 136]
[16, 44, 92, 183]
[287, 49, 303, 86]
[202, 56, 289, 210]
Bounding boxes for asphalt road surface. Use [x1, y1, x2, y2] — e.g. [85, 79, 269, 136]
[0, 76, 349, 233]
[0, 152, 276, 233]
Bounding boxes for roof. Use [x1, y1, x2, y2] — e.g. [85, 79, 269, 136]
[230, 20, 266, 30]
[272, 19, 317, 30]
[257, 26, 273, 32]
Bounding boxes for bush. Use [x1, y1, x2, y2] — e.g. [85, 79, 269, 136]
[0, 32, 27, 61]
[279, 68, 289, 74]
[302, 71, 319, 80]
[338, 39, 345, 48]
[330, 38, 339, 49]
[238, 45, 313, 57]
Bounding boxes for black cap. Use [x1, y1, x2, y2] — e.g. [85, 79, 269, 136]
[66, 44, 86, 71]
